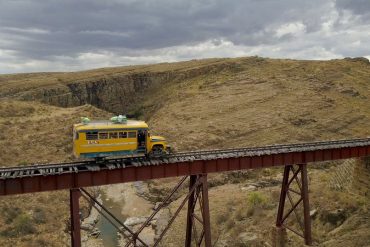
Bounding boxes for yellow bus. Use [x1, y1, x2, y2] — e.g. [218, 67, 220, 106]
[73, 117, 169, 158]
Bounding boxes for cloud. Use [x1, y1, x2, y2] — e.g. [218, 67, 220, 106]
[335, 0, 370, 17]
[275, 22, 306, 38]
[0, 0, 369, 73]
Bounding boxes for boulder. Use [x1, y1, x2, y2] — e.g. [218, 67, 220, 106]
[241, 185, 257, 191]
[124, 217, 149, 227]
[89, 229, 101, 238]
[81, 223, 94, 231]
[154, 208, 171, 235]
[310, 209, 318, 218]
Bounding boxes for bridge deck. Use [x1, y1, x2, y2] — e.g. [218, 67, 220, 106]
[1, 138, 370, 196]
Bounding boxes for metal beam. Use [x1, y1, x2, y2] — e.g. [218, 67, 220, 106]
[1, 145, 370, 196]
[200, 174, 212, 247]
[276, 165, 290, 227]
[70, 189, 81, 247]
[185, 175, 197, 247]
[275, 164, 312, 245]
[300, 164, 312, 245]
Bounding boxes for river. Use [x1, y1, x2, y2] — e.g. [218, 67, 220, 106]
[96, 191, 128, 247]
[95, 182, 153, 247]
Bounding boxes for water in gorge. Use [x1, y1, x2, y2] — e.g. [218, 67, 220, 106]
[96, 192, 127, 247]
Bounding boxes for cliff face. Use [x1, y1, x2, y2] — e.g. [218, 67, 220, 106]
[2, 60, 236, 114]
[17, 73, 165, 113]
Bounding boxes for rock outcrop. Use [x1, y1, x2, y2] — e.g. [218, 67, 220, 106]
[4, 61, 234, 115]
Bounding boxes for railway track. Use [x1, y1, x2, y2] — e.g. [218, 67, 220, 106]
[1, 137, 370, 179]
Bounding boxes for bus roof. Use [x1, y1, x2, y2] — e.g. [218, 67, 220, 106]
[74, 120, 148, 131]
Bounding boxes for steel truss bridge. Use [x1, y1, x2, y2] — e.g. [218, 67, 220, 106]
[1, 138, 370, 246]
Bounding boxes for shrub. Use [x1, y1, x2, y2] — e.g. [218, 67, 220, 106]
[0, 213, 36, 237]
[13, 213, 37, 235]
[1, 206, 22, 224]
[245, 192, 268, 217]
[18, 160, 28, 166]
[247, 192, 266, 207]
[33, 208, 47, 224]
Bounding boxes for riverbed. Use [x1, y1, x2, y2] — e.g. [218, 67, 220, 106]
[86, 182, 154, 247]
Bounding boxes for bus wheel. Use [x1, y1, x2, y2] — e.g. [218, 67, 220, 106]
[149, 145, 165, 158]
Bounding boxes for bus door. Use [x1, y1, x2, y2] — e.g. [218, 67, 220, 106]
[137, 129, 147, 152]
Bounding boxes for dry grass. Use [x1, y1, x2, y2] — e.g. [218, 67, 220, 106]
[0, 100, 111, 166]
[0, 56, 369, 246]
[0, 100, 112, 246]
[146, 57, 370, 151]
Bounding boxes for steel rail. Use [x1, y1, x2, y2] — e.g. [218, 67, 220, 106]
[171, 137, 370, 157]
[1, 137, 370, 179]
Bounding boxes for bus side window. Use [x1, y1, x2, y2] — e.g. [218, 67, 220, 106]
[99, 132, 108, 139]
[86, 132, 98, 140]
[109, 132, 118, 139]
[74, 131, 79, 140]
[119, 132, 127, 138]
[128, 131, 136, 138]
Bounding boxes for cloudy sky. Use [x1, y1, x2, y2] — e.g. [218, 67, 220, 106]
[0, 0, 369, 74]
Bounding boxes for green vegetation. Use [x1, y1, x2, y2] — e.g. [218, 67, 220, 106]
[33, 208, 47, 224]
[17, 160, 28, 166]
[13, 214, 37, 235]
[1, 213, 36, 237]
[1, 206, 22, 224]
[247, 192, 267, 207]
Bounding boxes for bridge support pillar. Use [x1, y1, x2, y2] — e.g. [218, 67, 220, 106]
[70, 188, 81, 247]
[271, 226, 287, 247]
[185, 174, 212, 247]
[275, 164, 312, 246]
[95, 175, 212, 246]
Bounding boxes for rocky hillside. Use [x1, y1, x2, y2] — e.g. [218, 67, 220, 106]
[0, 56, 369, 247]
[0, 59, 237, 116]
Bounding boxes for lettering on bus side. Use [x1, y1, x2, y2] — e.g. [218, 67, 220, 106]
[87, 140, 99, 144]
[86, 131, 99, 144]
